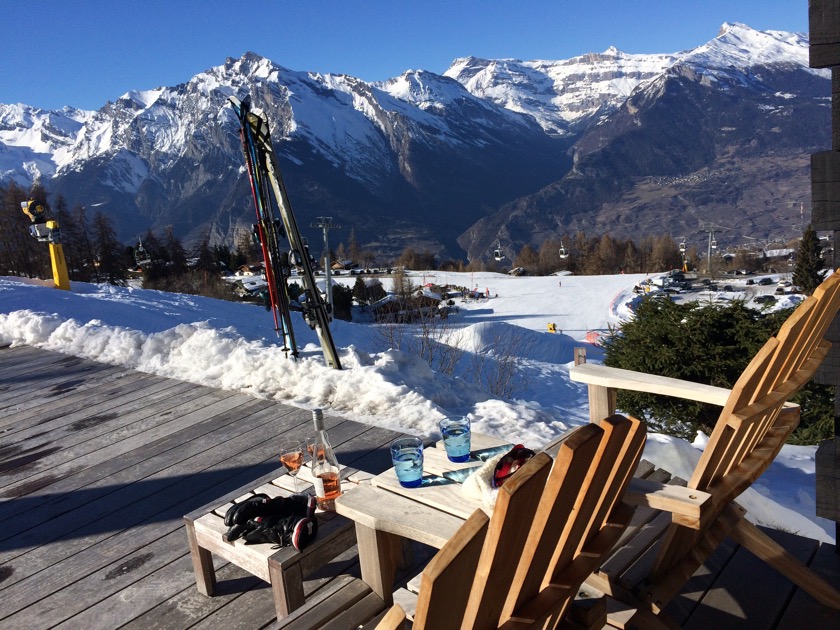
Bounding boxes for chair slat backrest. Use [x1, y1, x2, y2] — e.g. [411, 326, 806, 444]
[411, 509, 490, 629]
[689, 272, 840, 494]
[410, 415, 646, 630]
[504, 415, 645, 627]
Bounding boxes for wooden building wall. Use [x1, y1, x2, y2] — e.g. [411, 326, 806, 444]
[810, 0, 840, 528]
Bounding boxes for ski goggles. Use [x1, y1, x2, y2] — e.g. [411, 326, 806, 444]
[492, 445, 536, 488]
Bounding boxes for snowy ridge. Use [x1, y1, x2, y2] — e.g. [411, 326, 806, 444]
[445, 49, 677, 134]
[0, 103, 92, 181]
[445, 23, 824, 135]
[686, 22, 812, 72]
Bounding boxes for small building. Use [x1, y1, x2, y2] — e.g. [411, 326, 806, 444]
[369, 294, 442, 323]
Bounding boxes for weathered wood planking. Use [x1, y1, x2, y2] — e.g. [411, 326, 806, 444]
[0, 345, 401, 628]
[0, 351, 120, 407]
[0, 366, 153, 424]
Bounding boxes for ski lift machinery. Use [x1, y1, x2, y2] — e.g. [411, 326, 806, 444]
[559, 241, 569, 259]
[493, 240, 505, 261]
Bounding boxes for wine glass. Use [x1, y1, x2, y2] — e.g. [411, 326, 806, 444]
[279, 440, 304, 491]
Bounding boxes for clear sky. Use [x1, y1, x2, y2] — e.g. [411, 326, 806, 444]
[1, 0, 808, 111]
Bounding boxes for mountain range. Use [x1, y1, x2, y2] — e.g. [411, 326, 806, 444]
[0, 22, 831, 263]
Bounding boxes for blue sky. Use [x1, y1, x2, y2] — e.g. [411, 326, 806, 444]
[2, 0, 808, 111]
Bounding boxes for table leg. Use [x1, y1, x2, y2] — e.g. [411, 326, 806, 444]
[354, 521, 402, 605]
[184, 517, 216, 596]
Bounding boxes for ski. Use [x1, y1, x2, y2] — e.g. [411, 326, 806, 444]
[230, 95, 342, 370]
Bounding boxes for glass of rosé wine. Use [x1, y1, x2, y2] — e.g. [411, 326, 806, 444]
[279, 440, 305, 491]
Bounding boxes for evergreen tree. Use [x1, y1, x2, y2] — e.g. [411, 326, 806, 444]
[650, 235, 680, 272]
[352, 276, 369, 305]
[332, 283, 353, 321]
[71, 204, 97, 280]
[164, 226, 188, 274]
[92, 212, 127, 285]
[793, 224, 825, 295]
[596, 234, 619, 274]
[0, 181, 46, 278]
[366, 278, 386, 302]
[603, 297, 831, 442]
[623, 240, 640, 273]
[193, 232, 216, 274]
[139, 229, 169, 283]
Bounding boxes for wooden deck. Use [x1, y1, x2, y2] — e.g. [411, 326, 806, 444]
[0, 344, 839, 629]
[0, 344, 401, 629]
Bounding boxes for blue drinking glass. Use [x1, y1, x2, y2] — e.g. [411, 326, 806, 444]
[439, 416, 471, 463]
[390, 437, 424, 488]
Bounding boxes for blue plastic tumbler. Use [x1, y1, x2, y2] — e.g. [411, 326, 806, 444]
[439, 416, 471, 463]
[390, 437, 424, 488]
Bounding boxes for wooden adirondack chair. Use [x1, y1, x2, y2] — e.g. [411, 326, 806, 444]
[377, 414, 647, 630]
[570, 271, 840, 621]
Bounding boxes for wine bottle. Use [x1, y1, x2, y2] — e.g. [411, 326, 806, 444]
[311, 408, 342, 510]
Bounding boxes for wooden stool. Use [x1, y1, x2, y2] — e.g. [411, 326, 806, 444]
[184, 480, 355, 620]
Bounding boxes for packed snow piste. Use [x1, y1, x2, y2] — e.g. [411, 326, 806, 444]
[230, 95, 341, 370]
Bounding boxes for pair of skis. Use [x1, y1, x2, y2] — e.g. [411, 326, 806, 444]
[230, 95, 341, 370]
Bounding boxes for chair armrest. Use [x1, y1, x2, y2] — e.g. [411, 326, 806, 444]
[569, 363, 731, 406]
[624, 477, 712, 529]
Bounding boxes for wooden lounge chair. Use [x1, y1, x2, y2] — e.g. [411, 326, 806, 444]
[377, 413, 647, 629]
[570, 271, 840, 623]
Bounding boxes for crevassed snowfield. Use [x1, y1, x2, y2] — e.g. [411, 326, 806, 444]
[0, 271, 831, 542]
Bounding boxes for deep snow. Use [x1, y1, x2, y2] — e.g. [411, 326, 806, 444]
[0, 270, 832, 543]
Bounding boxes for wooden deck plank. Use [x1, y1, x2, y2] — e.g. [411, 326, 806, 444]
[0, 350, 402, 630]
[776, 540, 840, 630]
[0, 400, 292, 577]
[0, 400, 284, 551]
[0, 424, 354, 623]
[0, 345, 81, 377]
[0, 392, 264, 503]
[0, 393, 284, 527]
[0, 371, 188, 438]
[0, 369, 156, 429]
[682, 527, 817, 630]
[0, 382, 224, 491]
[117, 558, 268, 630]
[663, 536, 740, 626]
[0, 352, 116, 406]
[0, 379, 201, 473]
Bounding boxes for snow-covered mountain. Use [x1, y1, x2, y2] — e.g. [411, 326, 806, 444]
[455, 24, 830, 259]
[445, 23, 820, 136]
[0, 23, 830, 261]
